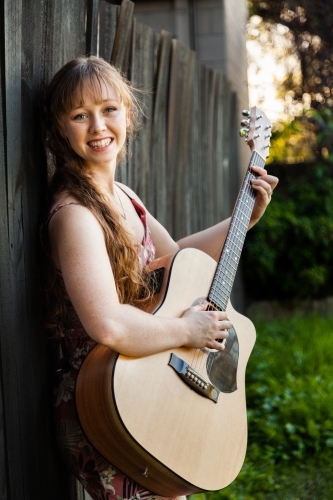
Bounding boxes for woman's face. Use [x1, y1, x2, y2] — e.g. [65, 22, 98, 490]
[63, 80, 129, 171]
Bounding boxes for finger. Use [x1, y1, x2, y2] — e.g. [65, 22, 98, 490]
[192, 300, 209, 310]
[211, 339, 226, 351]
[216, 311, 228, 321]
[251, 179, 273, 198]
[251, 165, 267, 176]
[219, 320, 232, 331]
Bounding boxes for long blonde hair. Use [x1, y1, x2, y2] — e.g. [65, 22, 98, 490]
[42, 56, 151, 340]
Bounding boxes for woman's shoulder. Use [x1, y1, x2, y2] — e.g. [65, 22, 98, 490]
[49, 191, 80, 213]
[47, 194, 100, 236]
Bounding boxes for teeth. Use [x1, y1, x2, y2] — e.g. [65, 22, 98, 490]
[89, 138, 112, 148]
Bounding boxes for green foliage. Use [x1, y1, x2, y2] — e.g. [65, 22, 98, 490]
[308, 108, 333, 161]
[190, 315, 333, 500]
[268, 117, 317, 164]
[243, 162, 333, 301]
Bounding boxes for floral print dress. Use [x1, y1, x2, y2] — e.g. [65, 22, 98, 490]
[49, 198, 185, 500]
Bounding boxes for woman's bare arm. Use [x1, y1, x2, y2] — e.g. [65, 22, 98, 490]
[48, 204, 230, 357]
[146, 166, 279, 262]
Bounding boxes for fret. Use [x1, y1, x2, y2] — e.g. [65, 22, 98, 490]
[213, 274, 233, 290]
[215, 265, 235, 283]
[239, 195, 255, 207]
[231, 215, 249, 228]
[218, 258, 237, 274]
[230, 221, 247, 236]
[227, 248, 240, 263]
[213, 284, 232, 300]
[222, 247, 241, 264]
[209, 295, 228, 311]
[230, 219, 247, 233]
[210, 287, 229, 302]
[225, 238, 243, 255]
[211, 276, 234, 300]
[215, 266, 236, 284]
[237, 205, 253, 219]
[214, 267, 234, 285]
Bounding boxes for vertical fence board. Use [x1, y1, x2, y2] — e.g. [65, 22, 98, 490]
[111, 0, 134, 69]
[167, 39, 181, 236]
[3, 2, 26, 498]
[214, 73, 225, 224]
[0, 10, 10, 498]
[151, 30, 172, 227]
[86, 0, 99, 56]
[99, 1, 120, 62]
[188, 59, 201, 235]
[130, 21, 155, 209]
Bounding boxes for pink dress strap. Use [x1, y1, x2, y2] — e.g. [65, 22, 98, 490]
[115, 185, 156, 264]
[44, 202, 81, 227]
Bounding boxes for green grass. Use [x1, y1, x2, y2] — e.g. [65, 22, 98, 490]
[190, 315, 333, 500]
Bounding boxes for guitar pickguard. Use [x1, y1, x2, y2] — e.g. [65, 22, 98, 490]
[207, 325, 239, 393]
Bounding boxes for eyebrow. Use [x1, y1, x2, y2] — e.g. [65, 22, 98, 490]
[71, 98, 120, 111]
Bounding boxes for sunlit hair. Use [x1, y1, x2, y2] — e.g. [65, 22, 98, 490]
[42, 56, 151, 341]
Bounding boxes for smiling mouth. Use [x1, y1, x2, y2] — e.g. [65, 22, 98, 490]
[88, 138, 113, 149]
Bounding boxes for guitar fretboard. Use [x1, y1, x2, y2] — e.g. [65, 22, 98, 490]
[208, 151, 265, 311]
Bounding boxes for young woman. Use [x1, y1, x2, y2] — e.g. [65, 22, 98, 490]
[42, 56, 278, 500]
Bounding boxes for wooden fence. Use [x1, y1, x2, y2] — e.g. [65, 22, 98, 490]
[0, 1, 240, 499]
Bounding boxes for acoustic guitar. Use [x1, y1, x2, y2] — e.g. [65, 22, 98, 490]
[76, 107, 272, 497]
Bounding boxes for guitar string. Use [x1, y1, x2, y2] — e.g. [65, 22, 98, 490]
[205, 153, 259, 378]
[191, 151, 265, 381]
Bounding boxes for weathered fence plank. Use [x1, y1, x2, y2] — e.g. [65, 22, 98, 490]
[0, 15, 10, 499]
[130, 20, 155, 210]
[111, 0, 135, 69]
[86, 0, 100, 56]
[99, 1, 120, 62]
[151, 30, 172, 228]
[3, 1, 27, 498]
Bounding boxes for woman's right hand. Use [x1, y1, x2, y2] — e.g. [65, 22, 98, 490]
[181, 301, 231, 351]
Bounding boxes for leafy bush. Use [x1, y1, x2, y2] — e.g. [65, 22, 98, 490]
[190, 315, 333, 500]
[243, 162, 333, 301]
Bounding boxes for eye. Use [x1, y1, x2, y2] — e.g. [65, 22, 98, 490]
[73, 113, 87, 121]
[105, 106, 116, 114]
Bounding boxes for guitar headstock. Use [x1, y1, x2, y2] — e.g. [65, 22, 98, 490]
[239, 106, 272, 159]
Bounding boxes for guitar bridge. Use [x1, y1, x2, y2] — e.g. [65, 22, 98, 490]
[169, 353, 219, 403]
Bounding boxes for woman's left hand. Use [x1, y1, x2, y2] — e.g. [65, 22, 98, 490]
[248, 165, 279, 229]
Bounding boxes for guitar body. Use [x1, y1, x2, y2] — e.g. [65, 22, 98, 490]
[76, 248, 256, 497]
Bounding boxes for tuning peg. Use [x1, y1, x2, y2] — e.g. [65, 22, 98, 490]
[265, 125, 272, 130]
[241, 119, 250, 127]
[239, 128, 249, 138]
[242, 109, 250, 117]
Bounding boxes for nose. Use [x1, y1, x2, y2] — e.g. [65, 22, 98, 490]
[89, 114, 106, 134]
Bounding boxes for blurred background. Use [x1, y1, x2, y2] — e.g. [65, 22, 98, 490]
[212, 1, 333, 498]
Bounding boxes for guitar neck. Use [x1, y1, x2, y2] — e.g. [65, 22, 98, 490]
[208, 150, 266, 311]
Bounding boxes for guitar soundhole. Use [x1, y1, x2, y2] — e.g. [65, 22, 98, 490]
[207, 326, 239, 393]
